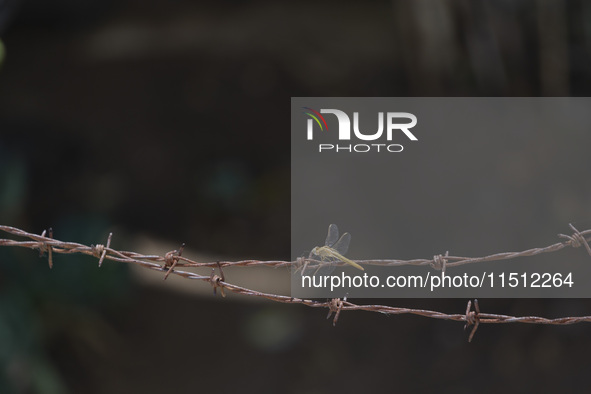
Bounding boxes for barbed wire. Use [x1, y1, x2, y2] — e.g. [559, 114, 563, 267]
[1, 224, 591, 342]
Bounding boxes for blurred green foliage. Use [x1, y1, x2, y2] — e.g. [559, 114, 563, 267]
[0, 146, 133, 393]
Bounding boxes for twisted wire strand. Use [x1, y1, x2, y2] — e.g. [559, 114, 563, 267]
[1, 224, 591, 342]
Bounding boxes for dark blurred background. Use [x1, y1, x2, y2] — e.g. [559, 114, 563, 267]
[1, 0, 591, 393]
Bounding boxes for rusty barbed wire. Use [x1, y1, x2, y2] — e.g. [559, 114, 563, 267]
[1, 224, 591, 342]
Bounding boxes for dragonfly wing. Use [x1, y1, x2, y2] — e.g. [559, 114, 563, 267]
[325, 224, 340, 248]
[331, 232, 351, 255]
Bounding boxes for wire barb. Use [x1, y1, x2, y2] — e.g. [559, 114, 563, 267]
[163, 243, 186, 280]
[431, 251, 449, 272]
[464, 299, 480, 342]
[39, 228, 54, 269]
[294, 256, 305, 274]
[92, 232, 113, 268]
[559, 223, 591, 257]
[210, 262, 226, 297]
[326, 297, 346, 326]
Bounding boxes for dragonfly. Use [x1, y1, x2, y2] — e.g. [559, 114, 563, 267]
[302, 224, 364, 276]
